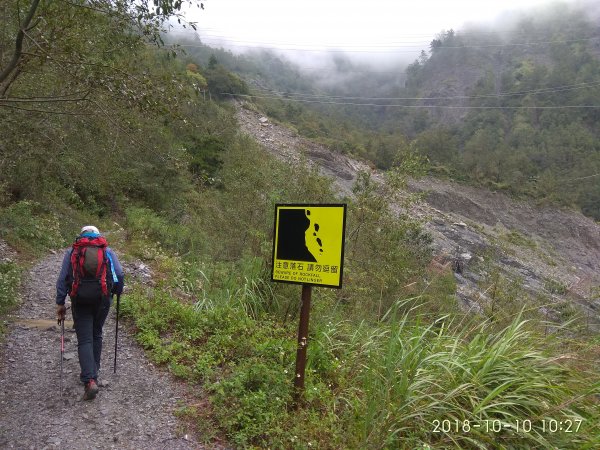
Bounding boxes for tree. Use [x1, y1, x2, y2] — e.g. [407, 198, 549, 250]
[208, 54, 219, 69]
[0, 0, 216, 210]
[0, 0, 41, 97]
[429, 39, 442, 52]
[579, 181, 600, 220]
[0, 0, 203, 104]
[412, 128, 458, 165]
[204, 65, 248, 99]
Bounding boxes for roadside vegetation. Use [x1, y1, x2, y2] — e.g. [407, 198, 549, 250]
[117, 139, 599, 449]
[1, 1, 599, 448]
[0, 261, 20, 335]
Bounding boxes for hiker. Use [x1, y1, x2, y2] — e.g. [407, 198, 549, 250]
[55, 225, 124, 400]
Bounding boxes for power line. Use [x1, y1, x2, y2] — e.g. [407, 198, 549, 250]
[427, 36, 600, 49]
[194, 34, 433, 47]
[178, 43, 424, 53]
[197, 35, 600, 48]
[251, 80, 600, 102]
[177, 35, 600, 53]
[191, 25, 588, 35]
[563, 173, 600, 182]
[172, 41, 410, 73]
[224, 92, 600, 109]
[181, 27, 600, 43]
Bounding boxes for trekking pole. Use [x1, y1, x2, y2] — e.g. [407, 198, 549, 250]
[60, 318, 65, 397]
[113, 293, 121, 373]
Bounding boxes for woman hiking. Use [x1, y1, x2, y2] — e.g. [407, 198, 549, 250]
[55, 226, 124, 400]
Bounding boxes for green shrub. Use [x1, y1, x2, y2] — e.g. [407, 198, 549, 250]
[210, 360, 292, 447]
[503, 230, 537, 249]
[545, 278, 568, 295]
[0, 201, 65, 255]
[0, 261, 21, 331]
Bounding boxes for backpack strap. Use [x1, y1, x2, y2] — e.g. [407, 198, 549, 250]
[69, 247, 80, 298]
[94, 247, 103, 278]
[106, 251, 119, 283]
[98, 247, 108, 296]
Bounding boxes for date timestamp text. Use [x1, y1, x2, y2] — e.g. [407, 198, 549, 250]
[432, 418, 583, 434]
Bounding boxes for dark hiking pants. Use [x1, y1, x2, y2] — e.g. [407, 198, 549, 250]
[72, 296, 111, 383]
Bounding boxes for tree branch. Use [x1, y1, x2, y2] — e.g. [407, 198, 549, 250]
[0, 102, 96, 115]
[57, 0, 111, 15]
[0, 0, 41, 96]
[87, 97, 167, 162]
[0, 92, 89, 103]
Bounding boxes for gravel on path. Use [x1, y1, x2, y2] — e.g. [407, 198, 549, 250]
[0, 251, 209, 450]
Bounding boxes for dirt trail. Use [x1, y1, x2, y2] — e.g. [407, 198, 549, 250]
[0, 251, 205, 449]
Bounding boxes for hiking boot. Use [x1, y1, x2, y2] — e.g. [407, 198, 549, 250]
[83, 380, 99, 400]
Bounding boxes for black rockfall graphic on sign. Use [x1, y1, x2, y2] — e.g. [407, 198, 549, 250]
[276, 209, 317, 262]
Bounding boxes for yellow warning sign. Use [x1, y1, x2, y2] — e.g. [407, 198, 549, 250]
[272, 204, 346, 288]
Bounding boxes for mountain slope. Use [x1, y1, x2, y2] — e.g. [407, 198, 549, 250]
[195, 2, 600, 220]
[234, 100, 600, 327]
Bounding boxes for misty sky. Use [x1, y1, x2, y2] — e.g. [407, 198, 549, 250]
[186, 0, 580, 60]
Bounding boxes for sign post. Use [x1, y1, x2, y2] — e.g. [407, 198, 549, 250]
[293, 284, 312, 399]
[271, 204, 346, 406]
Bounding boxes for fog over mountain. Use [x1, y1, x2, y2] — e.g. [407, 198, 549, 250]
[169, 0, 600, 220]
[188, 3, 594, 58]
[172, 0, 600, 97]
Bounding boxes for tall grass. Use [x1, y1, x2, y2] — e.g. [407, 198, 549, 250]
[324, 304, 599, 449]
[122, 269, 600, 449]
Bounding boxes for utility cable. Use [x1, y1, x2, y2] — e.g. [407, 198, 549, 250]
[224, 92, 600, 109]
[178, 35, 600, 53]
[179, 29, 600, 48]
[250, 80, 600, 102]
[188, 27, 599, 40]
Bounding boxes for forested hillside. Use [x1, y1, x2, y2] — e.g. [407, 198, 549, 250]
[404, 3, 600, 219]
[0, 0, 244, 218]
[187, 2, 600, 220]
[1, 1, 599, 449]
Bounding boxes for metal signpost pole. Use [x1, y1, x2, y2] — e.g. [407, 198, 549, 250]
[293, 284, 312, 406]
[271, 204, 346, 408]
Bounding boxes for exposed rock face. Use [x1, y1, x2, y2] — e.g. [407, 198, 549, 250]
[409, 177, 600, 301]
[234, 100, 600, 327]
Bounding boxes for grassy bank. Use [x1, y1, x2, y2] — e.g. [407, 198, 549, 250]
[115, 141, 599, 449]
[121, 279, 600, 448]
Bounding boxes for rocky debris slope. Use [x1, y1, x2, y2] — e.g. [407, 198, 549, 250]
[122, 259, 155, 286]
[237, 106, 370, 198]
[408, 178, 600, 307]
[234, 101, 600, 326]
[0, 251, 207, 449]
